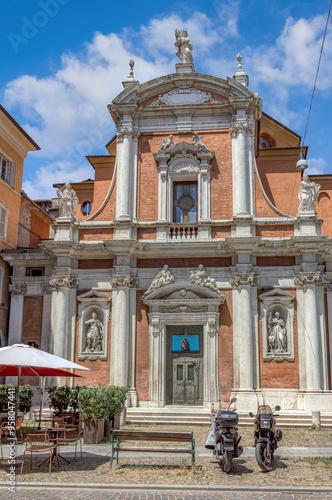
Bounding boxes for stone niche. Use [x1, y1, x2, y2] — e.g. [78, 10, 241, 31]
[259, 288, 295, 362]
[77, 289, 110, 361]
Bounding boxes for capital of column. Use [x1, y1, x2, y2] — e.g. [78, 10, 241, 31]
[294, 272, 326, 287]
[110, 274, 138, 288]
[41, 283, 53, 294]
[8, 284, 26, 295]
[229, 272, 259, 287]
[326, 281, 332, 292]
[151, 317, 160, 337]
[116, 126, 133, 143]
[229, 122, 253, 138]
[49, 275, 79, 290]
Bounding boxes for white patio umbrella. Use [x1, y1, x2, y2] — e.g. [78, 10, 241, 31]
[0, 343, 90, 432]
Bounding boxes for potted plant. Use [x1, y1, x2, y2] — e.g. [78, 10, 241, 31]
[18, 385, 34, 415]
[69, 385, 83, 422]
[77, 385, 128, 444]
[104, 386, 128, 437]
[47, 386, 71, 415]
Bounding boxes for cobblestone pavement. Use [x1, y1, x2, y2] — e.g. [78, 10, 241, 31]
[1, 486, 332, 500]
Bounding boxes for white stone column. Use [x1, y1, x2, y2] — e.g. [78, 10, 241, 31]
[49, 275, 78, 360]
[326, 283, 332, 390]
[294, 272, 324, 390]
[40, 285, 52, 353]
[229, 273, 259, 390]
[149, 316, 164, 406]
[130, 132, 139, 221]
[110, 275, 138, 388]
[116, 127, 132, 220]
[205, 316, 219, 403]
[200, 166, 210, 221]
[7, 284, 26, 345]
[230, 123, 252, 216]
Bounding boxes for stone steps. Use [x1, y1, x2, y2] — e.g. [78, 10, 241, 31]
[126, 408, 332, 428]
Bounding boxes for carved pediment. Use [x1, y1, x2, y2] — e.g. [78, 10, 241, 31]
[147, 87, 217, 107]
[143, 282, 224, 304]
[259, 288, 295, 302]
[77, 289, 111, 303]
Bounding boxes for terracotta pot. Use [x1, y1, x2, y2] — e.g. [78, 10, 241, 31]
[83, 418, 104, 444]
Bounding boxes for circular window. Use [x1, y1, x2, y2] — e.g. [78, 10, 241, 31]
[81, 201, 92, 216]
[178, 194, 195, 212]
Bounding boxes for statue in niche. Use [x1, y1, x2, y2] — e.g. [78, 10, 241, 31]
[84, 312, 104, 352]
[175, 29, 193, 63]
[160, 134, 174, 150]
[144, 265, 174, 296]
[298, 174, 320, 213]
[190, 264, 218, 293]
[268, 311, 287, 353]
[57, 182, 79, 218]
[181, 337, 190, 352]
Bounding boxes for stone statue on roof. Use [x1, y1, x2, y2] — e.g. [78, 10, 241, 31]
[175, 29, 193, 64]
[57, 182, 79, 218]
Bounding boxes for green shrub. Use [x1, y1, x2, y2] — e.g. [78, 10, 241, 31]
[77, 385, 127, 421]
[19, 385, 34, 414]
[47, 386, 71, 414]
[70, 385, 84, 412]
[0, 384, 33, 414]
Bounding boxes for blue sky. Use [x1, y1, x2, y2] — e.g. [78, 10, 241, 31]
[1, 0, 331, 199]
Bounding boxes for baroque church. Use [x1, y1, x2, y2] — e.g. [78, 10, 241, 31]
[3, 31, 332, 411]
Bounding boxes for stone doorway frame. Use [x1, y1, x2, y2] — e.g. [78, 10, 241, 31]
[143, 283, 225, 407]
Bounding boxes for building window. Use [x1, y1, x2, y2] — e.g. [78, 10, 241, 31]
[173, 181, 197, 223]
[0, 156, 17, 189]
[0, 204, 8, 241]
[29, 268, 43, 276]
[81, 201, 92, 216]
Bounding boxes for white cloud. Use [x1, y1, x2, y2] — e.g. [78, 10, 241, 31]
[306, 156, 327, 175]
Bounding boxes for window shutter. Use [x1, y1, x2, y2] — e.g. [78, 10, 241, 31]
[9, 162, 17, 189]
[5, 161, 11, 184]
[0, 206, 6, 239]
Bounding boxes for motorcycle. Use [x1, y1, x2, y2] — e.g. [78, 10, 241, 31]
[249, 404, 283, 472]
[206, 398, 243, 473]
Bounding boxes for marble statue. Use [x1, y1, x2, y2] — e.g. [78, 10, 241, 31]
[160, 134, 174, 150]
[192, 132, 206, 150]
[190, 264, 218, 293]
[175, 29, 193, 63]
[268, 311, 287, 353]
[84, 312, 104, 352]
[144, 265, 174, 296]
[57, 182, 79, 218]
[298, 174, 320, 213]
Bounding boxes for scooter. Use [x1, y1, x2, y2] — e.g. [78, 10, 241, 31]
[206, 398, 243, 473]
[249, 404, 283, 472]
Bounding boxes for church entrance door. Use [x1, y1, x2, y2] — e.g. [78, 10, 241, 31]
[166, 325, 203, 405]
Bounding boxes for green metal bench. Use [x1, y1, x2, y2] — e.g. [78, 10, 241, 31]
[110, 429, 195, 466]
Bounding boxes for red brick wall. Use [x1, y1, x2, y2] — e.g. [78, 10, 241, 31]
[21, 296, 43, 386]
[256, 256, 296, 267]
[78, 259, 113, 269]
[137, 227, 157, 240]
[211, 226, 231, 238]
[78, 228, 113, 241]
[218, 289, 233, 401]
[74, 290, 112, 386]
[258, 289, 299, 389]
[135, 291, 150, 401]
[256, 225, 294, 238]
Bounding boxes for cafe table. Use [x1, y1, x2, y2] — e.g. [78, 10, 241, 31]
[37, 427, 75, 467]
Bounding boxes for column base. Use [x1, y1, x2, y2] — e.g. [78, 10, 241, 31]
[127, 387, 138, 407]
[230, 389, 260, 410]
[175, 63, 195, 73]
[300, 390, 332, 411]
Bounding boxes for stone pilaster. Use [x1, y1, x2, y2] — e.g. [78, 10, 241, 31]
[294, 272, 326, 390]
[7, 284, 26, 345]
[115, 127, 133, 220]
[229, 272, 259, 391]
[49, 275, 78, 360]
[230, 123, 253, 217]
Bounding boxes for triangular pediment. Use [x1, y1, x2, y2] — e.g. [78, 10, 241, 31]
[259, 288, 295, 302]
[77, 289, 110, 302]
[143, 282, 224, 305]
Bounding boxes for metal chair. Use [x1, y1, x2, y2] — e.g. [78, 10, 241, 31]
[20, 432, 58, 475]
[58, 425, 83, 461]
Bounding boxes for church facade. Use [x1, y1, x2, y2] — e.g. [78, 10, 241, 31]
[4, 35, 332, 410]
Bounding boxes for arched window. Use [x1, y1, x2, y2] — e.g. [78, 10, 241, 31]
[81, 201, 92, 216]
[260, 134, 275, 149]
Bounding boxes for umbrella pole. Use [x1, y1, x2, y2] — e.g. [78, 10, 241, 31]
[15, 366, 21, 444]
[38, 376, 46, 430]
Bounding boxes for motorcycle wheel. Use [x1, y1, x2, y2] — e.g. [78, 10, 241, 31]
[255, 441, 274, 472]
[223, 450, 233, 473]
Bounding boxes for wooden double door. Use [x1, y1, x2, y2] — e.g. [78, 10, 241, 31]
[166, 325, 203, 406]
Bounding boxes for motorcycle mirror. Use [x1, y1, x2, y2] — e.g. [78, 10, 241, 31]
[230, 398, 236, 404]
[249, 412, 254, 417]
[275, 405, 281, 411]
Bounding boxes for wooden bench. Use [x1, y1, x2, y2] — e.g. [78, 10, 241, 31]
[110, 430, 195, 467]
